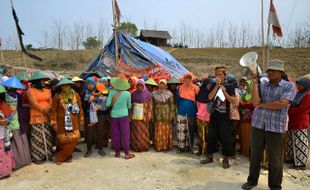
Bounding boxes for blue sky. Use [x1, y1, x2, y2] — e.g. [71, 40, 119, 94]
[0, 0, 309, 47]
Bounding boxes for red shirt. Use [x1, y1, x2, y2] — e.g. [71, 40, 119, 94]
[288, 91, 310, 130]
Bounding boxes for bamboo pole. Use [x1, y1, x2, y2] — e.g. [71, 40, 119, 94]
[261, 0, 266, 71]
[265, 0, 272, 67]
[112, 0, 119, 75]
[0, 47, 4, 64]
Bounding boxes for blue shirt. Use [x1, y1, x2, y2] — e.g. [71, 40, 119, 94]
[252, 80, 296, 133]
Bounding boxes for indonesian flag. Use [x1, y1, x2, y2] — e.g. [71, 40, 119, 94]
[268, 1, 283, 37]
[115, 0, 121, 24]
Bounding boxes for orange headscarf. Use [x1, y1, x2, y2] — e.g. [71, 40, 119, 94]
[128, 76, 137, 94]
[178, 73, 199, 102]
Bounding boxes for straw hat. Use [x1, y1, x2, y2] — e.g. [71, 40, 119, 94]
[72, 76, 85, 82]
[29, 71, 50, 81]
[2, 77, 25, 89]
[0, 87, 7, 93]
[167, 77, 180, 84]
[57, 77, 74, 86]
[145, 78, 158, 86]
[110, 77, 130, 91]
[159, 79, 167, 85]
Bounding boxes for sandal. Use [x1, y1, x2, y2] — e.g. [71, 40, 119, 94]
[84, 150, 92, 158]
[222, 160, 230, 169]
[241, 182, 256, 190]
[125, 153, 135, 160]
[115, 152, 121, 158]
[200, 157, 213, 164]
[98, 150, 106, 157]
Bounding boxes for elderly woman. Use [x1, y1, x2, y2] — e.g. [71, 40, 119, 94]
[50, 78, 84, 164]
[176, 73, 199, 153]
[3, 77, 32, 169]
[106, 77, 135, 159]
[152, 79, 176, 151]
[0, 87, 14, 179]
[27, 71, 52, 164]
[130, 79, 153, 152]
[288, 77, 310, 170]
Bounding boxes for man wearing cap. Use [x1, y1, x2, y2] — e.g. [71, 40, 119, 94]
[242, 60, 296, 190]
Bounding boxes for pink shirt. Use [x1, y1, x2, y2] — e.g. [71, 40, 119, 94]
[196, 102, 210, 122]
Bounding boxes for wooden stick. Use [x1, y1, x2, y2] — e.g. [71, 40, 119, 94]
[266, 0, 272, 67]
[112, 0, 119, 75]
[0, 48, 4, 64]
[261, 0, 266, 71]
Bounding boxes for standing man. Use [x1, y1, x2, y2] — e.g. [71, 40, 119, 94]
[242, 60, 296, 190]
[200, 66, 236, 169]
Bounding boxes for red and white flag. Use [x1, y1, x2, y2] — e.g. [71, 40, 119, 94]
[268, 1, 283, 37]
[115, 0, 121, 24]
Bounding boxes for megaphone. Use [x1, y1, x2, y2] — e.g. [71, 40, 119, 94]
[240, 52, 262, 76]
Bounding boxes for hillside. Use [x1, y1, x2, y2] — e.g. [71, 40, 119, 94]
[1, 48, 310, 80]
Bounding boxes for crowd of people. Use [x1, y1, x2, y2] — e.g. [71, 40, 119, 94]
[0, 60, 309, 190]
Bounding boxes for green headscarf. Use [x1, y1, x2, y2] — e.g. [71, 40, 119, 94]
[243, 80, 253, 102]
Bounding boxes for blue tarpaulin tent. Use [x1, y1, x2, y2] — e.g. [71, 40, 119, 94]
[81, 32, 188, 79]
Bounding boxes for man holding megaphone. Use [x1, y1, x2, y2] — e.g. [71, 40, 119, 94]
[242, 60, 296, 190]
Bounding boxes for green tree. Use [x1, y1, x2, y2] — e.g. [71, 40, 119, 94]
[83, 36, 102, 49]
[119, 22, 138, 37]
[25, 44, 34, 50]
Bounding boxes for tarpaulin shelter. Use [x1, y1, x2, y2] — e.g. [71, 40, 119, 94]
[81, 32, 188, 79]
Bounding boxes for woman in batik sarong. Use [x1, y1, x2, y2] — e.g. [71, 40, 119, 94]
[130, 79, 153, 152]
[288, 77, 310, 170]
[176, 73, 199, 153]
[27, 71, 53, 164]
[2, 77, 32, 169]
[0, 87, 14, 179]
[152, 79, 175, 151]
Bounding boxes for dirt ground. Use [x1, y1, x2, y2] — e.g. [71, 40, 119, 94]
[1, 144, 310, 190]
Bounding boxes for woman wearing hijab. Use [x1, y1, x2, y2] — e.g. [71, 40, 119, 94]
[195, 78, 215, 156]
[128, 76, 138, 94]
[239, 80, 255, 157]
[27, 71, 53, 164]
[51, 78, 84, 164]
[287, 77, 310, 170]
[152, 79, 176, 151]
[0, 87, 14, 179]
[3, 77, 32, 169]
[106, 77, 135, 159]
[176, 73, 199, 153]
[130, 79, 153, 152]
[83, 77, 105, 158]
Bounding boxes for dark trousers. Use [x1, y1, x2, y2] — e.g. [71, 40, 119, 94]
[85, 114, 105, 151]
[247, 127, 284, 190]
[206, 111, 233, 156]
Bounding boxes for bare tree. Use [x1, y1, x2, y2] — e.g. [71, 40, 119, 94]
[5, 34, 19, 50]
[51, 19, 66, 50]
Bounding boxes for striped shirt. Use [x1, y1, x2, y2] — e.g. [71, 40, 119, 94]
[252, 79, 296, 133]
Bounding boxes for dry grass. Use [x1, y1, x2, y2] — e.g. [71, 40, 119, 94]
[1, 48, 310, 80]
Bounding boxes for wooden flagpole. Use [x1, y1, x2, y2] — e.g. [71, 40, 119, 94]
[261, 0, 266, 71]
[265, 0, 272, 67]
[112, 0, 119, 75]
